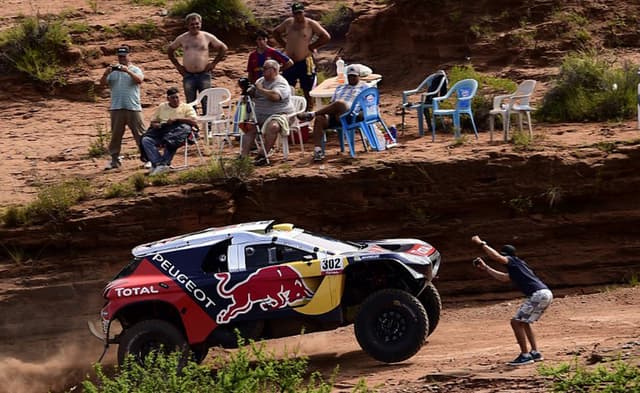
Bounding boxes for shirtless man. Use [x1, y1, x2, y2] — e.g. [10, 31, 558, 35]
[168, 13, 228, 110]
[273, 3, 330, 109]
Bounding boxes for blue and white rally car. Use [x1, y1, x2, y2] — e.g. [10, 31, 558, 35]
[90, 221, 442, 364]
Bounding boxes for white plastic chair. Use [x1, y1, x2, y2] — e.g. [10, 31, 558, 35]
[489, 80, 537, 142]
[170, 128, 205, 170]
[187, 88, 233, 148]
[281, 96, 307, 159]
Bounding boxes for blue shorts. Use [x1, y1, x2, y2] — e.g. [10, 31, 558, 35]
[283, 57, 316, 92]
[513, 289, 553, 323]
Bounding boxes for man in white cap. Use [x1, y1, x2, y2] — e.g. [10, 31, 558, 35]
[296, 64, 366, 162]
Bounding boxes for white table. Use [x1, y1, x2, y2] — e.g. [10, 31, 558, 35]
[309, 74, 382, 108]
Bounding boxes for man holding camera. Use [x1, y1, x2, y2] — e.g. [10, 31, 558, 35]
[239, 59, 294, 166]
[100, 45, 145, 170]
[471, 235, 553, 366]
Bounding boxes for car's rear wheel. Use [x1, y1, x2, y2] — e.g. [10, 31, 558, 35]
[354, 289, 428, 363]
[117, 319, 187, 366]
[419, 282, 442, 336]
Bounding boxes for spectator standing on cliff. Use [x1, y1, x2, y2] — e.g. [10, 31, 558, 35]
[471, 235, 553, 366]
[168, 13, 228, 112]
[272, 2, 330, 110]
[247, 30, 293, 83]
[100, 45, 145, 170]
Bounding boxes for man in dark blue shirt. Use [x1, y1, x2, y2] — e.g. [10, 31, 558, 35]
[471, 235, 553, 366]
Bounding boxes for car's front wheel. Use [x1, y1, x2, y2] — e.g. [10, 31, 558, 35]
[354, 289, 429, 363]
[117, 319, 187, 366]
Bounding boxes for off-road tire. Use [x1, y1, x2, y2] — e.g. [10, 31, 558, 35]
[419, 282, 442, 336]
[117, 319, 187, 365]
[355, 288, 429, 363]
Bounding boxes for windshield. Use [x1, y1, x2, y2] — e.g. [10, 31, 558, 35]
[293, 230, 362, 254]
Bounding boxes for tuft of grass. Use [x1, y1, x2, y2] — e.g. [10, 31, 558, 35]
[171, 0, 256, 32]
[594, 141, 617, 153]
[537, 51, 638, 122]
[538, 358, 640, 392]
[104, 182, 137, 198]
[87, 0, 99, 13]
[0, 16, 71, 86]
[0, 242, 27, 264]
[131, 0, 166, 5]
[118, 20, 158, 40]
[131, 173, 147, 192]
[2, 179, 93, 226]
[511, 130, 533, 150]
[506, 195, 532, 214]
[88, 123, 110, 157]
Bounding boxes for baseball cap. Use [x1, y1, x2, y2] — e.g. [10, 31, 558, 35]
[116, 46, 129, 55]
[346, 65, 360, 76]
[291, 2, 304, 13]
[499, 245, 517, 257]
[166, 87, 180, 96]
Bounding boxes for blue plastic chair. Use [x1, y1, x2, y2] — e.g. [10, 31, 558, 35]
[431, 78, 479, 141]
[401, 70, 448, 136]
[323, 87, 394, 158]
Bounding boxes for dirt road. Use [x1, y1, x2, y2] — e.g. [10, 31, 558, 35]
[0, 285, 637, 392]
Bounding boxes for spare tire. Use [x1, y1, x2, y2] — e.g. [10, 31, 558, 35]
[354, 288, 428, 363]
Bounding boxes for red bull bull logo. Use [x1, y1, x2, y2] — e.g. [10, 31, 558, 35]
[214, 265, 314, 324]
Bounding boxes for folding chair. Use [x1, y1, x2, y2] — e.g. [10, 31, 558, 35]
[171, 127, 205, 170]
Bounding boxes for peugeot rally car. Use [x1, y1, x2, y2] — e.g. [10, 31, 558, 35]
[89, 220, 442, 364]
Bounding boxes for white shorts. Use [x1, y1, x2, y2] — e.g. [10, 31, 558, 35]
[513, 289, 553, 323]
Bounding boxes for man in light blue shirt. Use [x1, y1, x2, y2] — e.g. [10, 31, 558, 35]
[100, 46, 145, 170]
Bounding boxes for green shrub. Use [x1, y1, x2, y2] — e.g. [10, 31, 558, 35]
[131, 173, 148, 192]
[119, 20, 158, 40]
[171, 0, 255, 32]
[0, 16, 71, 85]
[320, 3, 353, 38]
[537, 51, 638, 122]
[539, 359, 640, 392]
[1, 206, 29, 227]
[80, 340, 370, 393]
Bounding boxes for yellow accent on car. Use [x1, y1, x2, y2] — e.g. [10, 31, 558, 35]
[294, 258, 348, 316]
[272, 223, 294, 231]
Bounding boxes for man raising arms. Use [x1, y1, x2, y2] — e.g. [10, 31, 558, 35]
[273, 3, 330, 109]
[168, 13, 228, 109]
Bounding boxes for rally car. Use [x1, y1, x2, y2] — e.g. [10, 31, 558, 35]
[89, 220, 442, 364]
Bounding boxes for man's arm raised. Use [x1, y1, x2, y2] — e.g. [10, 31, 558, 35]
[308, 19, 331, 52]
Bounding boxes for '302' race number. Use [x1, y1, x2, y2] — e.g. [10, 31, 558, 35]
[321, 257, 343, 275]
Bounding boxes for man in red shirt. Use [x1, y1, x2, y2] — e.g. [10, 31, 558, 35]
[247, 30, 293, 83]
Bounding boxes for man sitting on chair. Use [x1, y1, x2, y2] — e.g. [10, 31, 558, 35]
[141, 87, 198, 175]
[240, 59, 294, 166]
[297, 64, 367, 162]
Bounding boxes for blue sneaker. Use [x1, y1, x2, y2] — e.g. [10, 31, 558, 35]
[508, 353, 534, 366]
[530, 350, 544, 362]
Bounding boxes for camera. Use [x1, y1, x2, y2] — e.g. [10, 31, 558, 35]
[472, 257, 482, 267]
[238, 77, 255, 96]
[111, 64, 123, 71]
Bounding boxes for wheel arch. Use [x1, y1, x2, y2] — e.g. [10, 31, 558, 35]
[114, 300, 186, 336]
[341, 259, 426, 308]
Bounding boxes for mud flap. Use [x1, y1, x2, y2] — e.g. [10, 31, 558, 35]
[87, 320, 110, 363]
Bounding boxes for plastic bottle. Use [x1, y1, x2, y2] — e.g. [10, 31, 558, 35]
[336, 57, 345, 84]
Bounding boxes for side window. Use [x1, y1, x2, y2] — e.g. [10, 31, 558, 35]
[244, 244, 316, 270]
[202, 239, 231, 273]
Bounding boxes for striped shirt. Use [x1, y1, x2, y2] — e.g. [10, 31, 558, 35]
[332, 81, 367, 108]
[107, 64, 143, 111]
